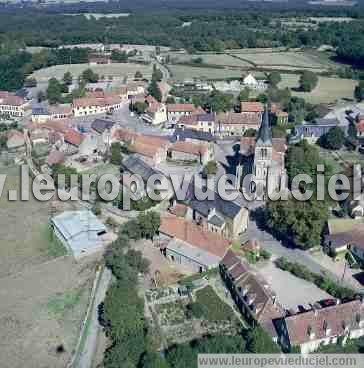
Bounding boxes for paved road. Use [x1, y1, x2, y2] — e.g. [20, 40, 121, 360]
[248, 219, 360, 291]
[76, 268, 112, 368]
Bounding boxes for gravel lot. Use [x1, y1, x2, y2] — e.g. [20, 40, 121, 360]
[258, 261, 332, 310]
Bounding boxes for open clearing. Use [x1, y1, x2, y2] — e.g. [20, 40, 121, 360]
[0, 256, 95, 368]
[31, 62, 153, 82]
[0, 164, 96, 368]
[169, 64, 245, 82]
[168, 53, 252, 67]
[0, 165, 57, 277]
[279, 74, 357, 103]
[229, 50, 334, 71]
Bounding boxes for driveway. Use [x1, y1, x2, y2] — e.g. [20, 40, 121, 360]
[248, 219, 361, 291]
[258, 262, 332, 310]
[75, 267, 112, 368]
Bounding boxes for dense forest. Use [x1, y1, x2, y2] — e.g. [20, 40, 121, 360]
[1, 9, 364, 56]
[2, 7, 364, 90]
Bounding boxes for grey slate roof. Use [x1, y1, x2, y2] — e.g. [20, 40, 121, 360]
[91, 118, 115, 134]
[32, 106, 49, 115]
[314, 117, 341, 126]
[171, 128, 214, 142]
[208, 214, 225, 227]
[122, 155, 159, 182]
[186, 184, 244, 220]
[51, 210, 107, 257]
[167, 238, 221, 267]
[196, 113, 215, 122]
[256, 107, 272, 146]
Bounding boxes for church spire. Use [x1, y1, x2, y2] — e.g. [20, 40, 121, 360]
[256, 105, 272, 146]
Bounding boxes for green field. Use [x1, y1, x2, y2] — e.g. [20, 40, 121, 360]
[169, 64, 244, 82]
[279, 74, 357, 103]
[168, 52, 252, 67]
[229, 50, 334, 71]
[31, 62, 153, 82]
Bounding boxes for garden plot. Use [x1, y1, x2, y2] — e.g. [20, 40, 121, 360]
[148, 285, 241, 347]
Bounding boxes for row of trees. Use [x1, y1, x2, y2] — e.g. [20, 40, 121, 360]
[264, 140, 332, 249]
[102, 213, 160, 367]
[44, 68, 99, 104]
[0, 47, 90, 91]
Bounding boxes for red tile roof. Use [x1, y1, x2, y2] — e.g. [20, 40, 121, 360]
[167, 103, 197, 113]
[169, 141, 208, 156]
[169, 203, 188, 217]
[47, 150, 65, 165]
[64, 129, 84, 146]
[217, 112, 260, 126]
[220, 249, 241, 269]
[0, 91, 25, 106]
[160, 215, 231, 258]
[112, 127, 138, 142]
[73, 94, 121, 108]
[357, 120, 364, 133]
[240, 102, 264, 113]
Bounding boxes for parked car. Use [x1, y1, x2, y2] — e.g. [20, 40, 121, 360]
[318, 299, 337, 307]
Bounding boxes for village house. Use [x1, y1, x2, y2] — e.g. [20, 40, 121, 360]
[121, 155, 172, 200]
[158, 214, 231, 273]
[128, 134, 170, 165]
[242, 74, 267, 90]
[325, 223, 364, 264]
[167, 103, 202, 124]
[170, 185, 249, 240]
[112, 127, 138, 145]
[216, 112, 261, 137]
[127, 81, 147, 98]
[220, 250, 284, 339]
[0, 91, 28, 118]
[89, 118, 116, 153]
[177, 113, 215, 133]
[6, 130, 25, 152]
[46, 149, 65, 167]
[72, 92, 123, 117]
[167, 141, 213, 165]
[276, 298, 364, 354]
[294, 118, 348, 143]
[31, 104, 73, 123]
[240, 101, 264, 123]
[28, 120, 84, 155]
[142, 96, 167, 125]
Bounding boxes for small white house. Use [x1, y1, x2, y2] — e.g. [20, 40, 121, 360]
[243, 74, 267, 90]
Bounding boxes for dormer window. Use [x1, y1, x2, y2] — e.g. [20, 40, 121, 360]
[323, 320, 331, 336]
[307, 325, 315, 340]
[356, 313, 363, 327]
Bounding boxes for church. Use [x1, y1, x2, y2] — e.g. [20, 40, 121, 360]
[239, 107, 287, 200]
